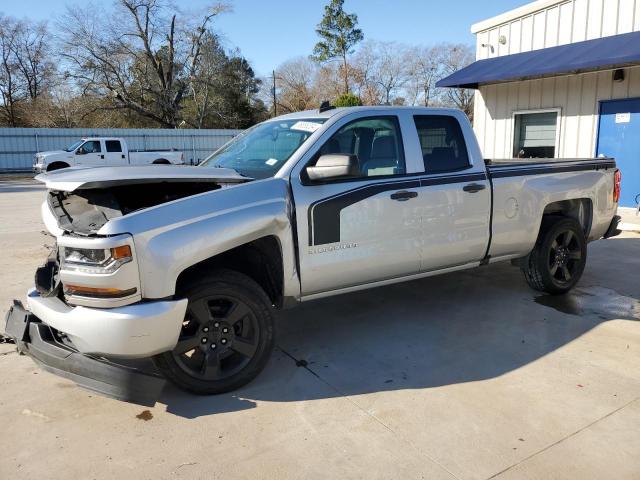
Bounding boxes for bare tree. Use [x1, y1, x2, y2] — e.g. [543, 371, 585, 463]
[437, 44, 475, 118]
[372, 42, 407, 105]
[352, 41, 407, 105]
[58, 0, 230, 128]
[0, 15, 21, 126]
[275, 57, 317, 113]
[405, 45, 444, 107]
[13, 20, 53, 100]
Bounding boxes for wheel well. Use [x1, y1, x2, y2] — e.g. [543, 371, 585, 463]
[542, 198, 593, 236]
[152, 158, 170, 164]
[175, 236, 284, 308]
[46, 161, 70, 171]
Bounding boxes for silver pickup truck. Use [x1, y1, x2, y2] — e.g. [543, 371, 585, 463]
[4, 106, 622, 403]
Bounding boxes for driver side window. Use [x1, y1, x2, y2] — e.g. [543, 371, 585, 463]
[80, 141, 101, 154]
[317, 116, 405, 178]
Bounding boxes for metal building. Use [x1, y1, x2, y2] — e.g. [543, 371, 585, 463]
[438, 0, 640, 207]
[0, 128, 241, 172]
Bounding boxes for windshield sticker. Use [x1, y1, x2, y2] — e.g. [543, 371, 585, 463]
[291, 121, 322, 133]
[265, 158, 278, 166]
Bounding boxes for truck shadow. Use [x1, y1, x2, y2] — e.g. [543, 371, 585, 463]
[161, 236, 640, 419]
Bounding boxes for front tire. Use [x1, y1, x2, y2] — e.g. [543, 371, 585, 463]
[522, 216, 587, 295]
[153, 269, 275, 394]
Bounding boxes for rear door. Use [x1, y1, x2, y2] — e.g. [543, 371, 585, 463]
[290, 113, 424, 296]
[104, 140, 127, 165]
[410, 114, 491, 270]
[596, 98, 640, 207]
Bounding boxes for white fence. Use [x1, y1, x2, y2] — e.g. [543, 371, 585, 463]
[0, 127, 242, 171]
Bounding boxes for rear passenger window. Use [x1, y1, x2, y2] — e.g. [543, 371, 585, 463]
[315, 116, 405, 178]
[414, 116, 470, 173]
[105, 140, 122, 152]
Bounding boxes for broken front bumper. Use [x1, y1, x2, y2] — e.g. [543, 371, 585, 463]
[4, 302, 166, 405]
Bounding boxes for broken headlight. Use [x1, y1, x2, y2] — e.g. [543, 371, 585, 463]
[60, 245, 132, 274]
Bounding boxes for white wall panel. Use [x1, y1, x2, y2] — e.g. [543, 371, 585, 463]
[521, 15, 535, 52]
[618, 0, 635, 33]
[587, 0, 605, 39]
[558, 2, 575, 44]
[572, 0, 589, 41]
[533, 12, 548, 49]
[509, 20, 522, 54]
[602, 0, 620, 36]
[530, 79, 543, 109]
[629, 68, 640, 96]
[546, 6, 561, 46]
[541, 77, 557, 107]
[577, 72, 598, 157]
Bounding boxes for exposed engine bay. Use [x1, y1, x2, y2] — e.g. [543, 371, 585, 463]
[48, 182, 222, 235]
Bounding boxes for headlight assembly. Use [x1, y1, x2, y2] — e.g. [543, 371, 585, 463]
[60, 245, 132, 274]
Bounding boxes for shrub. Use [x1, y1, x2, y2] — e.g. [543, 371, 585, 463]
[333, 93, 362, 107]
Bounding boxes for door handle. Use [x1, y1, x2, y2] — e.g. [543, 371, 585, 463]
[100, 154, 105, 159]
[463, 183, 486, 193]
[390, 190, 418, 201]
[121, 154, 125, 159]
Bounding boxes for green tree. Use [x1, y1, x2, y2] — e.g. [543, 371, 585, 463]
[334, 92, 361, 107]
[312, 0, 363, 95]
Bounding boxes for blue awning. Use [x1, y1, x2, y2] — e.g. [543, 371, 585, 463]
[437, 30, 640, 89]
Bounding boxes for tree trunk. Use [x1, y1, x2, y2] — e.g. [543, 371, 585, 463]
[342, 53, 349, 94]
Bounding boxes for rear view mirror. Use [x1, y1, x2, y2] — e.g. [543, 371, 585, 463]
[306, 154, 359, 181]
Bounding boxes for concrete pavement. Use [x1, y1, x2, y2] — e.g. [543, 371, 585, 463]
[0, 178, 639, 480]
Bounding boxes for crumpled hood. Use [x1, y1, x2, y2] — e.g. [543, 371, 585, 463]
[35, 165, 248, 192]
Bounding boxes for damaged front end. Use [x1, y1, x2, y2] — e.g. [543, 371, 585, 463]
[5, 301, 166, 405]
[4, 165, 241, 403]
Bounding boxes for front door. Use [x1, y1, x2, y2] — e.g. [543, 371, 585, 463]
[291, 115, 423, 296]
[75, 140, 104, 167]
[597, 98, 640, 207]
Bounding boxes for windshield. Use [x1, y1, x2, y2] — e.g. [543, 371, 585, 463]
[199, 119, 326, 179]
[65, 140, 84, 152]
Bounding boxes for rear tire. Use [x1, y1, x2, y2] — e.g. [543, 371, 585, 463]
[152, 159, 170, 164]
[522, 216, 587, 295]
[153, 269, 275, 394]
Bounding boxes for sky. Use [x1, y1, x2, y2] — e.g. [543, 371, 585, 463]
[1, 0, 530, 76]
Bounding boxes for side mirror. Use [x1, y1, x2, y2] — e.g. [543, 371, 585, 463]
[76, 147, 86, 155]
[306, 154, 359, 181]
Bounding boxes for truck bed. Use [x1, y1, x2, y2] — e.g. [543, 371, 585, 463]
[485, 157, 616, 178]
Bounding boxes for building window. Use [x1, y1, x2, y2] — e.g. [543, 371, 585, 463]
[513, 111, 559, 158]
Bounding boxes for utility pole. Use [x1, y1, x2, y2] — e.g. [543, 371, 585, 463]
[272, 70, 277, 117]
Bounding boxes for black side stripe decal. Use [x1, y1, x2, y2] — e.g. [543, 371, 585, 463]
[487, 160, 616, 178]
[308, 173, 486, 246]
[307, 160, 615, 247]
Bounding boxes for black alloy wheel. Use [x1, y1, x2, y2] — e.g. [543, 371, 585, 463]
[153, 269, 275, 394]
[522, 217, 587, 295]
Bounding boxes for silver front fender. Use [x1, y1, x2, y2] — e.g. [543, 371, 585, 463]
[98, 178, 300, 301]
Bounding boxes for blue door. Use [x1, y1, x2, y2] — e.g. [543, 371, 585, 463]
[596, 98, 640, 207]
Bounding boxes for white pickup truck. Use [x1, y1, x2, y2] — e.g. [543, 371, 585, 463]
[33, 137, 184, 172]
[5, 106, 622, 404]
